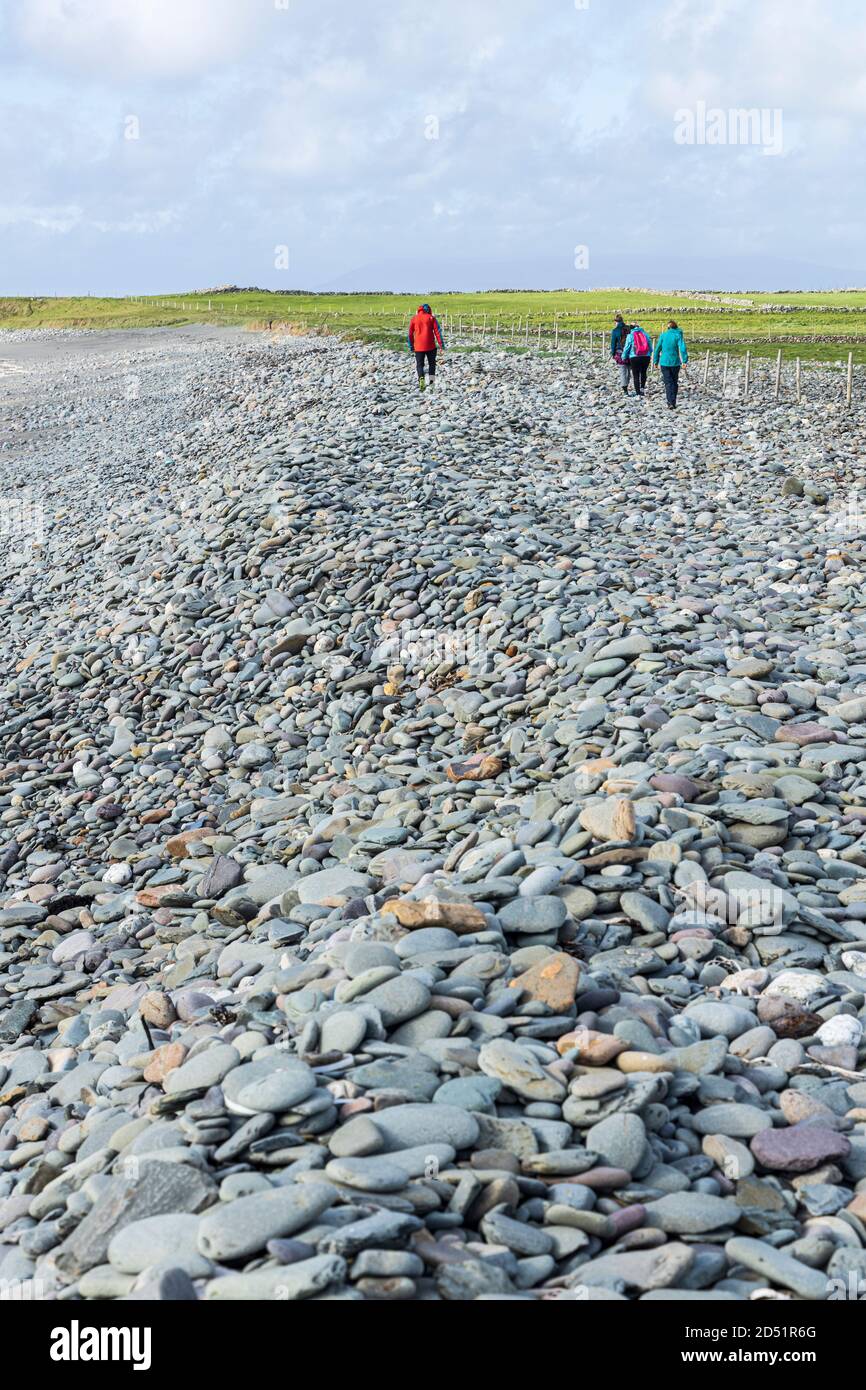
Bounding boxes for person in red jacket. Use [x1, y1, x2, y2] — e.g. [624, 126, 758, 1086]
[408, 303, 445, 390]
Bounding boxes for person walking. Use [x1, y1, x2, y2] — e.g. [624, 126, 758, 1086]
[622, 321, 653, 397]
[408, 303, 445, 391]
[610, 312, 631, 394]
[653, 319, 689, 408]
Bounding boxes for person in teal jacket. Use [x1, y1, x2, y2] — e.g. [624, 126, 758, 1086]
[622, 323, 653, 397]
[653, 320, 689, 408]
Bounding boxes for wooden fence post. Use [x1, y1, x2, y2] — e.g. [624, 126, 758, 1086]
[774, 349, 782, 401]
[744, 350, 751, 400]
[589, 328, 593, 355]
[847, 352, 854, 408]
[722, 352, 729, 397]
[571, 328, 576, 351]
[554, 321, 559, 350]
[702, 350, 710, 386]
[795, 357, 801, 404]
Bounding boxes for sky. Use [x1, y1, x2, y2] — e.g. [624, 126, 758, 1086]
[0, 0, 864, 294]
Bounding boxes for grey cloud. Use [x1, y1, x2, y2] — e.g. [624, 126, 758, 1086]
[0, 0, 864, 292]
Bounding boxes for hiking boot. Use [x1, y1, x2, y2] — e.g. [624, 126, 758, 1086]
[418, 377, 426, 392]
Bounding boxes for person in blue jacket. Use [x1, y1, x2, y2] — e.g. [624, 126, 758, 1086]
[622, 322, 653, 397]
[653, 320, 689, 408]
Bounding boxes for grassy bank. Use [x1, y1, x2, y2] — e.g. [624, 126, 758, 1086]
[3, 290, 866, 363]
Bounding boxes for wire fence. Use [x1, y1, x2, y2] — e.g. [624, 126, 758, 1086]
[74, 300, 866, 408]
[437, 315, 861, 408]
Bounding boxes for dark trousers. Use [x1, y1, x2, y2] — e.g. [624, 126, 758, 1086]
[629, 355, 650, 393]
[661, 364, 680, 406]
[415, 349, 437, 378]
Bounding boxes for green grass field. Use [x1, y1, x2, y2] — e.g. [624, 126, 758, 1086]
[3, 289, 866, 363]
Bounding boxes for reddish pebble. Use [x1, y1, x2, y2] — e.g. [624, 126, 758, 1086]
[608, 1203, 647, 1237]
[570, 1166, 631, 1190]
[774, 722, 839, 746]
[340, 1098, 374, 1116]
[145, 1042, 187, 1085]
[650, 773, 701, 801]
[751, 1124, 851, 1174]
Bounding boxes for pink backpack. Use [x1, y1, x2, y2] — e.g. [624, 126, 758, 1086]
[631, 330, 649, 355]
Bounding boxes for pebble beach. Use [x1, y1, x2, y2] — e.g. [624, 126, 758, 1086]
[2, 326, 866, 1302]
